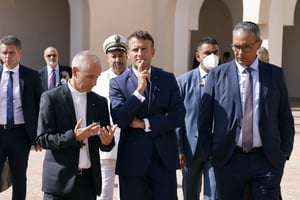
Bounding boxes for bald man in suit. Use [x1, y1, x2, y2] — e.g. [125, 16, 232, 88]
[37, 51, 116, 200]
[39, 46, 71, 91]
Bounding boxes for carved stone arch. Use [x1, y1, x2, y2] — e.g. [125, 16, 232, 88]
[283, 0, 298, 25]
[173, 0, 206, 75]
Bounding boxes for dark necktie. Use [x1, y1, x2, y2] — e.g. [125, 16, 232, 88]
[242, 67, 253, 152]
[7, 71, 14, 125]
[49, 69, 56, 89]
[144, 79, 152, 114]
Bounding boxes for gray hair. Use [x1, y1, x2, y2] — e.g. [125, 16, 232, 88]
[233, 21, 261, 41]
[71, 50, 101, 71]
[0, 35, 22, 49]
[257, 46, 269, 58]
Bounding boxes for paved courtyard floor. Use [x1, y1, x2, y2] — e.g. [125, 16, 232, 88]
[0, 134, 300, 200]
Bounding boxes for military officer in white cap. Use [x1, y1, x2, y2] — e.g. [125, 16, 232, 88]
[93, 34, 127, 200]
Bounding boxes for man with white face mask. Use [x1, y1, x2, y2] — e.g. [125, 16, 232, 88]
[176, 37, 219, 200]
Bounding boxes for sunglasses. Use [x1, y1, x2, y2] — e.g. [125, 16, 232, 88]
[46, 54, 57, 58]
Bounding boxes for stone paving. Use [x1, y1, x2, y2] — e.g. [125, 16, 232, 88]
[0, 133, 299, 199]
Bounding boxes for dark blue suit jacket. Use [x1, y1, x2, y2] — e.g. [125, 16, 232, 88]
[109, 65, 185, 176]
[176, 68, 203, 162]
[36, 84, 114, 195]
[198, 60, 295, 169]
[0, 64, 42, 144]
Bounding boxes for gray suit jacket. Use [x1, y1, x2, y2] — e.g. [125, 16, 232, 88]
[198, 60, 295, 169]
[36, 84, 114, 195]
[176, 68, 203, 162]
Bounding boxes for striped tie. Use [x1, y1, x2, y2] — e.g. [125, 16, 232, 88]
[242, 67, 253, 152]
[49, 69, 56, 89]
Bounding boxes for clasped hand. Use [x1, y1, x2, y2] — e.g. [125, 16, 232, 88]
[74, 119, 118, 145]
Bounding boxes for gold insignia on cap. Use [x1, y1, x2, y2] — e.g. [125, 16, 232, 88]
[114, 35, 121, 43]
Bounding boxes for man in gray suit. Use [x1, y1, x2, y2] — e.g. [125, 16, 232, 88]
[199, 21, 295, 199]
[176, 37, 219, 200]
[37, 51, 116, 200]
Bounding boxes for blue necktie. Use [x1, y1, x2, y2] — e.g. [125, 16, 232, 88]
[7, 71, 14, 125]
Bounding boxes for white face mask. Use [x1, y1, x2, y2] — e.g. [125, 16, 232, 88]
[203, 53, 219, 70]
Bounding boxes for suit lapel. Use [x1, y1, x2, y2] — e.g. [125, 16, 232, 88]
[258, 61, 270, 108]
[0, 66, 3, 82]
[127, 65, 153, 114]
[148, 67, 160, 113]
[192, 69, 202, 100]
[86, 93, 94, 125]
[41, 67, 48, 89]
[61, 84, 77, 124]
[18, 65, 25, 100]
[128, 66, 138, 92]
[58, 65, 62, 80]
[227, 63, 243, 119]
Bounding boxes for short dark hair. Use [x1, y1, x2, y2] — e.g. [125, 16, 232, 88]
[128, 30, 155, 47]
[197, 37, 219, 51]
[233, 21, 261, 41]
[0, 35, 22, 49]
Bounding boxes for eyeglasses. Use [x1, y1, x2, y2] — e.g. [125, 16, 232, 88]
[46, 54, 57, 58]
[231, 41, 259, 52]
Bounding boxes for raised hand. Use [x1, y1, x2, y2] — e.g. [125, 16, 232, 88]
[136, 60, 151, 94]
[98, 124, 118, 145]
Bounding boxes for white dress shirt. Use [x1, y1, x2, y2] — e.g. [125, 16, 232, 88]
[236, 58, 262, 147]
[68, 81, 91, 169]
[0, 64, 25, 124]
[199, 66, 208, 86]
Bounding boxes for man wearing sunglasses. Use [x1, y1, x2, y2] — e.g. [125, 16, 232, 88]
[39, 46, 72, 91]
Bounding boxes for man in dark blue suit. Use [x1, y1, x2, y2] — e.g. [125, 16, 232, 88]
[176, 37, 219, 200]
[110, 30, 185, 200]
[0, 35, 43, 200]
[199, 21, 295, 200]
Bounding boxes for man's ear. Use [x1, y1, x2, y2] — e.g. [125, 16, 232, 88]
[71, 67, 78, 76]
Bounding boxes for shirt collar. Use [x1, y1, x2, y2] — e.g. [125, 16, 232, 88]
[108, 67, 118, 79]
[67, 81, 86, 96]
[47, 64, 59, 72]
[199, 66, 208, 79]
[132, 65, 152, 78]
[3, 64, 19, 73]
[235, 56, 259, 74]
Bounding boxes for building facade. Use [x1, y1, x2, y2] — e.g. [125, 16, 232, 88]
[0, 0, 299, 97]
